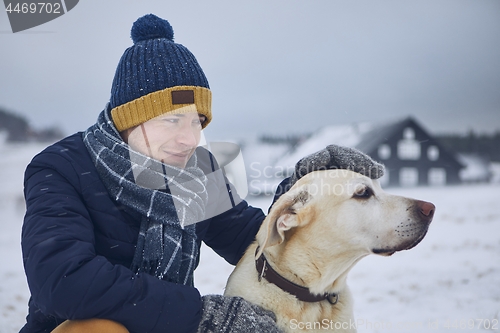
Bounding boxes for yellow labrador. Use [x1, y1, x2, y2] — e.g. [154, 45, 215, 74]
[224, 169, 435, 333]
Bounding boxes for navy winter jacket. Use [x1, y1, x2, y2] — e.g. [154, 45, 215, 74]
[20, 133, 265, 333]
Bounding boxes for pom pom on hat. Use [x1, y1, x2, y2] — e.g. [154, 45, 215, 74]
[131, 14, 174, 43]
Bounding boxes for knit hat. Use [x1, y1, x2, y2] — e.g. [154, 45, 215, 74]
[110, 14, 212, 132]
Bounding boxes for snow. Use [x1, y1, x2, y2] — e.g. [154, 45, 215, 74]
[0, 142, 47, 333]
[241, 139, 292, 195]
[1, 143, 499, 332]
[491, 163, 500, 183]
[458, 154, 492, 183]
[276, 123, 374, 172]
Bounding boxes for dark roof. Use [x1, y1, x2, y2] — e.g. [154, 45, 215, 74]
[354, 116, 464, 169]
[275, 115, 464, 170]
[355, 117, 411, 153]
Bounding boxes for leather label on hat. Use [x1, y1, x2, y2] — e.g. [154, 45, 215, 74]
[171, 90, 195, 104]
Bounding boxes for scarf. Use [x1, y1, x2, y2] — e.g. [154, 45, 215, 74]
[83, 106, 208, 286]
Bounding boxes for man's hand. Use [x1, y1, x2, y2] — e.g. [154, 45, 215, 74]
[291, 144, 385, 186]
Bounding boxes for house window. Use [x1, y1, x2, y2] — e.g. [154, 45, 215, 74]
[403, 127, 415, 140]
[427, 146, 439, 161]
[400, 168, 419, 186]
[428, 168, 446, 186]
[398, 127, 420, 160]
[397, 140, 421, 160]
[378, 144, 391, 160]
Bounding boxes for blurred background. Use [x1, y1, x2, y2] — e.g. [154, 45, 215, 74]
[1, 0, 499, 140]
[1, 1, 499, 332]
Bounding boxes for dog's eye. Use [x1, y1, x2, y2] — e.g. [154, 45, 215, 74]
[353, 186, 373, 199]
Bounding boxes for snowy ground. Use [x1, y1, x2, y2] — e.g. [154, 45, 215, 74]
[1, 143, 499, 332]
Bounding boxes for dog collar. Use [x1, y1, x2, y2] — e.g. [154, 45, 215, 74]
[255, 247, 338, 305]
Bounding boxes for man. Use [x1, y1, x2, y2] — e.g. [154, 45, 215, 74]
[20, 14, 383, 333]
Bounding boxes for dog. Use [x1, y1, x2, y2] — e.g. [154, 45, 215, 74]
[224, 169, 435, 332]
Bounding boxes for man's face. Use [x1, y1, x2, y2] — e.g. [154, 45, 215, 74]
[123, 109, 205, 168]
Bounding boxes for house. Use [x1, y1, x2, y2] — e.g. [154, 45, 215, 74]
[275, 116, 464, 187]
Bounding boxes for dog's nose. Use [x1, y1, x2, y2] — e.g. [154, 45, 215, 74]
[417, 200, 435, 219]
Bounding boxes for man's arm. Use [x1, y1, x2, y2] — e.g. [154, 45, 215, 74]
[22, 153, 202, 333]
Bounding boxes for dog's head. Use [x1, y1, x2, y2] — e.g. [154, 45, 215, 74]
[257, 169, 434, 260]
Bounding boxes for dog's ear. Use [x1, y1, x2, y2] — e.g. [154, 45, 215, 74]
[256, 186, 311, 258]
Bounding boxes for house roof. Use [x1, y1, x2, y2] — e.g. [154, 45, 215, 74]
[275, 116, 463, 171]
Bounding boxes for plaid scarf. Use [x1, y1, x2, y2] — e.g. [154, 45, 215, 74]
[83, 106, 208, 286]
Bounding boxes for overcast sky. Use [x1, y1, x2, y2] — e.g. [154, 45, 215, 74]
[1, 0, 499, 141]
